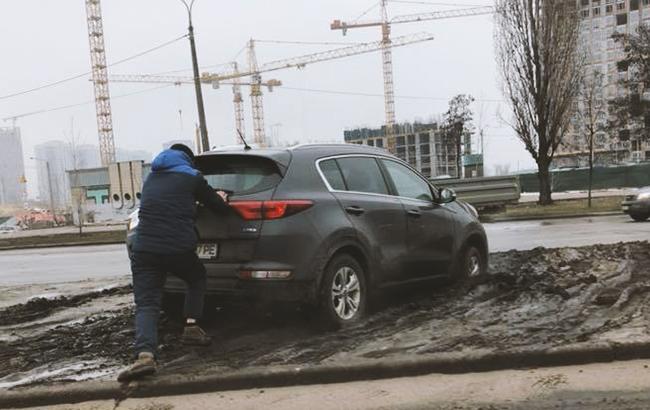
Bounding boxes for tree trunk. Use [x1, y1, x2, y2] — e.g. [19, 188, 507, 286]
[537, 159, 553, 205]
[455, 124, 463, 179]
[587, 135, 594, 208]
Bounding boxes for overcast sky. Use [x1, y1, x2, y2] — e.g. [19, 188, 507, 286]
[0, 0, 536, 196]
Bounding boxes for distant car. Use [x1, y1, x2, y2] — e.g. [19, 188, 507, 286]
[622, 187, 650, 222]
[127, 144, 488, 326]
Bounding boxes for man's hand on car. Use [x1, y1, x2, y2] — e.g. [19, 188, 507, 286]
[216, 190, 229, 202]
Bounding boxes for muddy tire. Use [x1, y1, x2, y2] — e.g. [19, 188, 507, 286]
[630, 213, 649, 222]
[319, 254, 367, 329]
[455, 245, 487, 282]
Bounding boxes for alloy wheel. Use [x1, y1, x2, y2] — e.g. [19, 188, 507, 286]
[331, 266, 361, 320]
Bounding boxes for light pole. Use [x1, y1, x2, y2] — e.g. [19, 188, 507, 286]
[180, 0, 210, 153]
[31, 157, 57, 227]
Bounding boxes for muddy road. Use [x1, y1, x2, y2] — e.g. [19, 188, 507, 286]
[1, 241, 650, 389]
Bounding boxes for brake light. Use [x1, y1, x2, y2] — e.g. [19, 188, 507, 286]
[230, 200, 313, 220]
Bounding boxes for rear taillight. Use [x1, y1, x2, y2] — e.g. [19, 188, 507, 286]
[230, 200, 313, 221]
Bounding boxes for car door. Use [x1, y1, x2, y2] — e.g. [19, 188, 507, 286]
[380, 158, 457, 280]
[319, 156, 409, 285]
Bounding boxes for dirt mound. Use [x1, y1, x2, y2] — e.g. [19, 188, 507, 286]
[1, 241, 649, 387]
[0, 286, 131, 326]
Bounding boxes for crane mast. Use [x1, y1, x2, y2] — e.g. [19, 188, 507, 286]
[380, 0, 396, 151]
[231, 62, 246, 144]
[85, 0, 116, 166]
[247, 40, 266, 146]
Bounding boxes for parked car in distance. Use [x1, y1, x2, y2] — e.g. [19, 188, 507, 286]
[127, 144, 488, 327]
[622, 186, 650, 222]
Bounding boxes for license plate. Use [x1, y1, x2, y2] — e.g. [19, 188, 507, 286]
[196, 243, 218, 259]
[622, 205, 630, 211]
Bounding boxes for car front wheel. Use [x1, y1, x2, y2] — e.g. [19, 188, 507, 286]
[320, 254, 367, 328]
[457, 245, 487, 280]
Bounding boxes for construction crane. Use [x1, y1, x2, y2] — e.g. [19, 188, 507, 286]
[331, 2, 494, 152]
[231, 62, 246, 143]
[109, 73, 281, 145]
[85, 0, 116, 166]
[110, 31, 434, 146]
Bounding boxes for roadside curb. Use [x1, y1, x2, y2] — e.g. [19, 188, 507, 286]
[0, 239, 125, 251]
[481, 211, 620, 223]
[4, 341, 650, 408]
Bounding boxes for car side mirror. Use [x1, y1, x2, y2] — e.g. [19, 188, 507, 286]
[438, 187, 456, 204]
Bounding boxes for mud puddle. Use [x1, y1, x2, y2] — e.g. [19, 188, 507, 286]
[1, 241, 650, 388]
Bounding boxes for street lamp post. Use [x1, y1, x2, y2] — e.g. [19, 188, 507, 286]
[180, 0, 210, 153]
[31, 157, 57, 227]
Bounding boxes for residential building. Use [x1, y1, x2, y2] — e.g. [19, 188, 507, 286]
[557, 0, 650, 167]
[344, 122, 460, 178]
[0, 127, 26, 205]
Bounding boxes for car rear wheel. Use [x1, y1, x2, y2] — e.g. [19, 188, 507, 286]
[630, 213, 649, 222]
[320, 254, 367, 328]
[456, 245, 487, 281]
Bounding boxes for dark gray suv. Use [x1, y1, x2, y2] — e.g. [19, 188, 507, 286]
[127, 144, 488, 326]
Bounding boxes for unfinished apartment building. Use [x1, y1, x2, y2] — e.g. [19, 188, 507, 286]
[556, 0, 650, 167]
[343, 122, 459, 178]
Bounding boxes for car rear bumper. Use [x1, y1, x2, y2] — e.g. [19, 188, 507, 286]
[621, 200, 650, 214]
[163, 262, 318, 303]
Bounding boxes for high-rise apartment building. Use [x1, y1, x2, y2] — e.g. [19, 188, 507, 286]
[556, 0, 650, 167]
[344, 123, 460, 178]
[0, 127, 26, 205]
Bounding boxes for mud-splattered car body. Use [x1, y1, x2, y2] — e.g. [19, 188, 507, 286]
[622, 186, 650, 222]
[127, 144, 487, 324]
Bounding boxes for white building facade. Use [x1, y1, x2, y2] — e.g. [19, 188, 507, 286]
[0, 127, 26, 205]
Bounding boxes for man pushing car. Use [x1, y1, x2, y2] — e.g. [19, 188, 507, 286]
[118, 143, 229, 382]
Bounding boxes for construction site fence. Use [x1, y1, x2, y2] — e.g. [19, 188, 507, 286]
[517, 163, 650, 193]
[431, 175, 521, 208]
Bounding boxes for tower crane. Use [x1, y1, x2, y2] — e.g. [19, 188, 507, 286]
[109, 73, 281, 145]
[231, 62, 246, 143]
[85, 0, 116, 165]
[331, 2, 494, 152]
[109, 31, 434, 147]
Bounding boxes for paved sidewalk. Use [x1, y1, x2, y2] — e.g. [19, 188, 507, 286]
[26, 359, 650, 410]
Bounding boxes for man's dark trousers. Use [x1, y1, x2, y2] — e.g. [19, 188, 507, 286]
[130, 250, 207, 357]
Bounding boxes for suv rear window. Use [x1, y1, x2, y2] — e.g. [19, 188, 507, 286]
[197, 155, 282, 195]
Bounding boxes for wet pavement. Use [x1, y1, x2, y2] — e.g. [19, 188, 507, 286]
[1, 241, 649, 389]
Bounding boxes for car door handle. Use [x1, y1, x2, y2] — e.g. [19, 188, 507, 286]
[407, 209, 421, 218]
[345, 206, 365, 215]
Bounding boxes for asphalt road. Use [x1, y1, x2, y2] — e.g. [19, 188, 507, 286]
[0, 215, 647, 286]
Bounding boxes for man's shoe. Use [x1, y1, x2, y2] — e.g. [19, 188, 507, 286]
[181, 325, 212, 346]
[117, 352, 157, 382]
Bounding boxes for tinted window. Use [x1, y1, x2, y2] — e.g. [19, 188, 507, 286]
[198, 155, 282, 194]
[382, 159, 433, 202]
[319, 159, 346, 190]
[337, 157, 389, 195]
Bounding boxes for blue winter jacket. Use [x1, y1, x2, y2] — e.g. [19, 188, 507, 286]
[131, 149, 228, 254]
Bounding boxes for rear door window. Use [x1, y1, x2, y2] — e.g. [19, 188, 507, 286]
[319, 159, 347, 190]
[197, 155, 282, 195]
[336, 157, 389, 195]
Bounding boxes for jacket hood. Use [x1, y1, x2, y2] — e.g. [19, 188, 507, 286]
[151, 149, 199, 176]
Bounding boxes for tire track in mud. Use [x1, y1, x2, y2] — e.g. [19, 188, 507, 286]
[1, 241, 650, 387]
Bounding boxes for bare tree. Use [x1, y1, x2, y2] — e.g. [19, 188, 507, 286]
[495, 0, 585, 205]
[576, 70, 606, 208]
[441, 94, 475, 179]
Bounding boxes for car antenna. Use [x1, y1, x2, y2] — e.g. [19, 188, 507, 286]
[237, 129, 252, 151]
